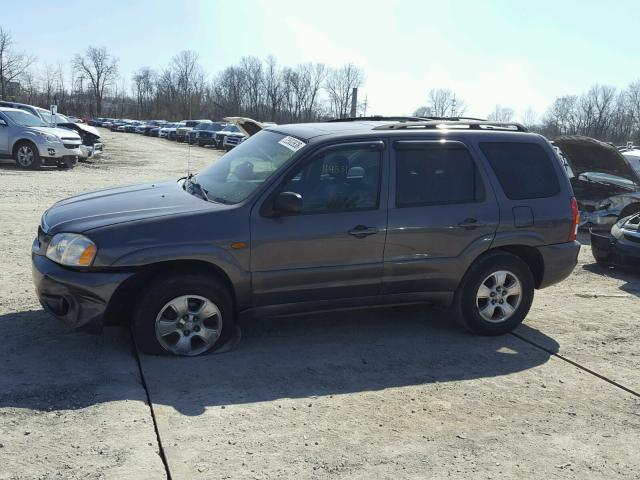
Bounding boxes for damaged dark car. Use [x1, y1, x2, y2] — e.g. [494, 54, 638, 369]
[591, 213, 640, 269]
[553, 136, 640, 230]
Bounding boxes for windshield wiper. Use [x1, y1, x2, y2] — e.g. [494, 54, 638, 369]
[184, 176, 210, 202]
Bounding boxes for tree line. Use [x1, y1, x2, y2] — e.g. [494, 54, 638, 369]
[0, 26, 364, 123]
[414, 84, 640, 145]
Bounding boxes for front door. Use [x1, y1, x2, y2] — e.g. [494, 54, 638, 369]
[250, 141, 388, 306]
[384, 139, 499, 294]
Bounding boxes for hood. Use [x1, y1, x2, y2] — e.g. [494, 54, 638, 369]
[223, 117, 265, 137]
[29, 126, 81, 140]
[43, 181, 221, 234]
[56, 122, 101, 141]
[554, 136, 640, 185]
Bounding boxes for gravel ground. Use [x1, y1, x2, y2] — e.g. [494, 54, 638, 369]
[0, 129, 639, 479]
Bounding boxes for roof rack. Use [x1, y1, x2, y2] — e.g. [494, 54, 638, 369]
[327, 116, 430, 123]
[372, 120, 528, 132]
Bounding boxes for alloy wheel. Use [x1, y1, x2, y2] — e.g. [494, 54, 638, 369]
[16, 145, 35, 167]
[154, 294, 222, 356]
[476, 270, 522, 323]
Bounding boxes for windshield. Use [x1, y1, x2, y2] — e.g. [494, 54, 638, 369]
[192, 130, 305, 204]
[2, 110, 47, 127]
[222, 125, 240, 133]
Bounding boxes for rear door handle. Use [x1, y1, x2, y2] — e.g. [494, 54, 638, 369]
[348, 225, 379, 238]
[457, 218, 485, 230]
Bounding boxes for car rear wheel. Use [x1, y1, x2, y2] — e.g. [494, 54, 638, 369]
[132, 274, 234, 356]
[14, 141, 41, 169]
[454, 252, 534, 335]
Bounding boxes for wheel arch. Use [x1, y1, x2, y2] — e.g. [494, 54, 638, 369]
[104, 259, 238, 325]
[486, 244, 544, 288]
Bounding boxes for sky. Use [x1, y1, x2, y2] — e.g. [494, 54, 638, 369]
[3, 0, 640, 121]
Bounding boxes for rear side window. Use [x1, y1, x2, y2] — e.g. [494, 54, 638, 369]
[395, 145, 485, 207]
[480, 142, 560, 200]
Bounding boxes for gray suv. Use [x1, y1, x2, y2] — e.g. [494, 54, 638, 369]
[0, 107, 81, 169]
[32, 118, 580, 356]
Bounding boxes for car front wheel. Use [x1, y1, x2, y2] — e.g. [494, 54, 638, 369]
[455, 252, 534, 335]
[132, 274, 233, 356]
[14, 141, 41, 169]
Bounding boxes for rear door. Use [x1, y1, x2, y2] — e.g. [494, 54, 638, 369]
[383, 139, 499, 294]
[0, 112, 9, 154]
[250, 140, 388, 306]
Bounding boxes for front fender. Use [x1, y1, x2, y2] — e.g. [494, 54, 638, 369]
[109, 243, 251, 310]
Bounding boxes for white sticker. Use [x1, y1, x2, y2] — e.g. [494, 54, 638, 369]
[278, 136, 306, 152]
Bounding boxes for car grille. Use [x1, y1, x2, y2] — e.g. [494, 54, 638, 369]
[226, 136, 242, 145]
[63, 143, 79, 149]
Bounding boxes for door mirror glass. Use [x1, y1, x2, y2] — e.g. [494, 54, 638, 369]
[274, 191, 303, 215]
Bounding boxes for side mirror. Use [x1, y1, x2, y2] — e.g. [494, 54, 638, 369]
[0, 119, 7, 127]
[273, 191, 303, 215]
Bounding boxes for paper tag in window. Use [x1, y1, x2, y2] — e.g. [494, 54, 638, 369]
[278, 136, 306, 152]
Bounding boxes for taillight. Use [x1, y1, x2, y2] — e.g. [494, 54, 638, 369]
[569, 196, 579, 241]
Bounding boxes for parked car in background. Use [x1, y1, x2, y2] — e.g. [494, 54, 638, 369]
[149, 125, 163, 137]
[159, 123, 177, 139]
[167, 122, 185, 141]
[134, 123, 148, 134]
[591, 212, 640, 268]
[194, 122, 227, 146]
[176, 120, 208, 143]
[0, 106, 81, 169]
[125, 121, 143, 133]
[143, 120, 166, 136]
[0, 101, 103, 161]
[554, 136, 640, 230]
[222, 131, 246, 150]
[110, 120, 127, 132]
[214, 124, 242, 149]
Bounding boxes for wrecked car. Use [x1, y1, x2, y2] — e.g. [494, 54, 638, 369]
[591, 212, 640, 269]
[553, 136, 640, 230]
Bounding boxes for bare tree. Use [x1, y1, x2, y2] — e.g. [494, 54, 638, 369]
[170, 50, 205, 118]
[426, 88, 467, 117]
[521, 107, 537, 128]
[325, 63, 364, 118]
[487, 105, 515, 122]
[132, 67, 156, 118]
[0, 27, 36, 99]
[72, 46, 118, 115]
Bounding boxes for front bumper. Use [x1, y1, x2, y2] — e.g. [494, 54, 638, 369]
[32, 253, 133, 331]
[536, 241, 581, 288]
[591, 230, 640, 267]
[78, 143, 104, 160]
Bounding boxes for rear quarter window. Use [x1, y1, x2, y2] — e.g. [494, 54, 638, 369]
[480, 142, 560, 200]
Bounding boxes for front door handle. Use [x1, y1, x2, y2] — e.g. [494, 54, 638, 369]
[348, 225, 379, 238]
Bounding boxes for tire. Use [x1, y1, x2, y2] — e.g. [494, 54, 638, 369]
[132, 273, 234, 356]
[13, 141, 41, 170]
[453, 251, 534, 335]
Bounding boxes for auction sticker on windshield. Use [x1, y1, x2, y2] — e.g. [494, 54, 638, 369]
[278, 136, 306, 152]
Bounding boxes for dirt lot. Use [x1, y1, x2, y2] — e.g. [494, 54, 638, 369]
[0, 129, 639, 479]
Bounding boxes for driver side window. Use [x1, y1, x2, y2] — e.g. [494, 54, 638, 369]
[282, 147, 382, 214]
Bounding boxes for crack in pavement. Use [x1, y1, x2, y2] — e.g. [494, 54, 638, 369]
[510, 331, 640, 398]
[131, 333, 173, 480]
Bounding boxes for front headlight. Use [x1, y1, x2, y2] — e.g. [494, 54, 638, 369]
[36, 131, 60, 143]
[46, 233, 97, 267]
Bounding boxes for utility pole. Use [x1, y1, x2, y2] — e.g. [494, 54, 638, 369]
[350, 87, 358, 117]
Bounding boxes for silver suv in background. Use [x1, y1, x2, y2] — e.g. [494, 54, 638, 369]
[0, 107, 81, 169]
